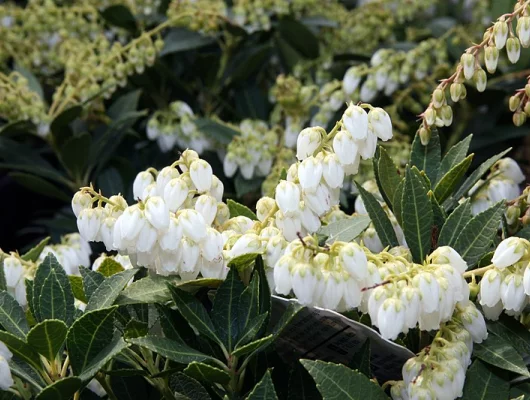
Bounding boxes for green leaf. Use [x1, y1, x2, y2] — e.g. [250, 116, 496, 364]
[0, 291, 29, 338]
[117, 275, 178, 305]
[235, 313, 268, 349]
[374, 147, 402, 209]
[401, 167, 433, 262]
[160, 28, 215, 56]
[452, 201, 504, 266]
[461, 360, 509, 400]
[35, 377, 82, 400]
[124, 319, 148, 339]
[195, 118, 239, 145]
[438, 199, 473, 247]
[156, 304, 196, 345]
[247, 370, 278, 400]
[227, 199, 258, 220]
[447, 148, 511, 210]
[228, 253, 260, 272]
[487, 314, 530, 355]
[50, 106, 83, 147]
[14, 63, 44, 99]
[184, 361, 230, 384]
[211, 269, 245, 350]
[271, 302, 304, 336]
[410, 129, 440, 184]
[348, 340, 371, 378]
[392, 180, 405, 226]
[256, 255, 271, 319]
[9, 359, 44, 391]
[276, 37, 303, 72]
[79, 335, 128, 382]
[318, 215, 371, 244]
[128, 336, 212, 364]
[516, 225, 530, 240]
[27, 320, 67, 361]
[9, 172, 70, 202]
[232, 334, 274, 357]
[80, 266, 105, 302]
[167, 285, 221, 345]
[32, 254, 75, 324]
[301, 360, 387, 400]
[66, 306, 118, 376]
[354, 182, 399, 248]
[86, 269, 137, 312]
[169, 372, 211, 400]
[107, 89, 142, 120]
[429, 192, 446, 232]
[69, 276, 87, 303]
[278, 18, 319, 59]
[437, 134, 472, 184]
[0, 331, 41, 371]
[239, 274, 260, 333]
[474, 335, 530, 377]
[433, 154, 473, 203]
[97, 258, 125, 277]
[59, 133, 91, 181]
[288, 364, 322, 400]
[100, 4, 137, 31]
[21, 237, 50, 262]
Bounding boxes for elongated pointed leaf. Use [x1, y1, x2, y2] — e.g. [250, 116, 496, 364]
[487, 314, 530, 355]
[235, 313, 268, 349]
[35, 377, 82, 400]
[410, 129, 440, 184]
[434, 154, 473, 203]
[461, 360, 509, 400]
[80, 266, 105, 301]
[169, 372, 211, 400]
[21, 237, 50, 262]
[240, 274, 260, 333]
[355, 182, 399, 248]
[69, 275, 86, 303]
[318, 215, 371, 244]
[184, 361, 230, 384]
[79, 335, 128, 381]
[475, 335, 530, 377]
[97, 258, 124, 277]
[429, 192, 446, 233]
[437, 134, 472, 184]
[256, 256, 271, 317]
[32, 254, 75, 325]
[27, 320, 67, 361]
[348, 339, 371, 377]
[301, 360, 387, 399]
[453, 201, 504, 266]
[128, 336, 211, 364]
[0, 291, 29, 338]
[227, 199, 258, 220]
[247, 370, 278, 400]
[438, 199, 473, 247]
[9, 359, 44, 391]
[66, 306, 118, 376]
[271, 302, 304, 336]
[167, 285, 221, 345]
[0, 331, 41, 371]
[392, 180, 405, 226]
[156, 304, 196, 345]
[117, 274, 178, 305]
[232, 334, 274, 357]
[288, 363, 321, 400]
[375, 147, 402, 209]
[86, 269, 137, 311]
[401, 167, 433, 262]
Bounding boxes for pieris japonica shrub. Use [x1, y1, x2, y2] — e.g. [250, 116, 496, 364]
[3, 0, 530, 399]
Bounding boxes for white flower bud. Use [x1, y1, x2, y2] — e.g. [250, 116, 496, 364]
[460, 53, 475, 80]
[164, 177, 189, 213]
[4, 256, 24, 289]
[507, 37, 521, 64]
[424, 108, 436, 126]
[500, 273, 526, 312]
[319, 269, 344, 310]
[368, 107, 393, 141]
[332, 130, 359, 165]
[291, 262, 317, 305]
[223, 155, 238, 178]
[0, 341, 13, 390]
[339, 243, 368, 281]
[144, 196, 170, 231]
[401, 287, 420, 329]
[201, 228, 223, 262]
[159, 216, 182, 251]
[210, 176, 224, 202]
[457, 303, 488, 343]
[181, 237, 200, 273]
[487, 179, 520, 203]
[360, 79, 377, 102]
[473, 68, 487, 92]
[378, 298, 405, 340]
[484, 46, 499, 73]
[413, 272, 440, 314]
[342, 104, 369, 140]
[303, 184, 331, 217]
[496, 157, 525, 183]
[492, 237, 527, 268]
[493, 20, 509, 49]
[156, 166, 179, 196]
[298, 157, 323, 192]
[296, 127, 323, 161]
[178, 209, 207, 242]
[479, 269, 502, 307]
[429, 246, 468, 273]
[229, 233, 263, 258]
[265, 235, 285, 267]
[133, 171, 155, 200]
[274, 255, 295, 295]
[275, 211, 302, 241]
[190, 160, 213, 193]
[194, 195, 217, 226]
[517, 16, 530, 47]
[72, 191, 92, 218]
[275, 180, 301, 216]
[256, 197, 276, 222]
[77, 208, 103, 241]
[358, 128, 378, 160]
[299, 202, 321, 233]
[100, 217, 116, 251]
[322, 153, 344, 189]
[342, 66, 362, 94]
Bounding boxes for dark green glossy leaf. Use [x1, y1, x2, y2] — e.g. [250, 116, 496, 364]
[434, 154, 473, 204]
[487, 314, 530, 354]
[160, 29, 215, 56]
[27, 320, 67, 361]
[232, 334, 274, 357]
[0, 291, 29, 338]
[21, 237, 50, 262]
[128, 336, 212, 364]
[169, 372, 211, 400]
[247, 370, 278, 400]
[278, 18, 319, 59]
[100, 4, 137, 31]
[227, 199, 258, 220]
[438, 199, 473, 247]
[288, 363, 322, 400]
[155, 304, 196, 344]
[349, 339, 371, 378]
[228, 253, 260, 272]
[461, 360, 509, 400]
[0, 331, 41, 371]
[410, 129, 440, 184]
[195, 118, 239, 145]
[107, 89, 142, 120]
[97, 258, 125, 277]
[14, 63, 44, 99]
[474, 335, 530, 377]
[184, 361, 230, 384]
[35, 377, 81, 400]
[50, 106, 83, 146]
[117, 275, 178, 305]
[437, 134, 472, 184]
[59, 133, 91, 181]
[8, 172, 70, 202]
[374, 147, 402, 209]
[80, 266, 105, 302]
[318, 215, 371, 244]
[69, 275, 87, 303]
[86, 269, 137, 311]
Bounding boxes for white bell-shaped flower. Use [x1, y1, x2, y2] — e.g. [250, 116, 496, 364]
[413, 272, 440, 314]
[523, 264, 530, 295]
[275, 211, 303, 241]
[322, 153, 344, 189]
[341, 278, 362, 309]
[401, 286, 420, 329]
[223, 155, 238, 178]
[229, 233, 263, 259]
[500, 273, 526, 312]
[264, 235, 285, 268]
[296, 127, 322, 161]
[339, 243, 368, 281]
[0, 341, 13, 390]
[159, 217, 183, 252]
[190, 160, 213, 192]
[342, 104, 368, 140]
[77, 207, 103, 241]
[136, 224, 158, 254]
[457, 303, 488, 343]
[195, 195, 218, 226]
[481, 299, 504, 321]
[274, 255, 295, 295]
[342, 66, 362, 94]
[430, 246, 468, 273]
[178, 210, 207, 242]
[201, 228, 224, 262]
[180, 237, 200, 273]
[492, 237, 526, 268]
[100, 217, 117, 251]
[156, 166, 179, 195]
[275, 180, 301, 216]
[357, 128, 378, 160]
[291, 262, 317, 305]
[118, 205, 146, 242]
[256, 196, 276, 222]
[133, 171, 155, 200]
[487, 179, 520, 203]
[299, 202, 321, 233]
[378, 298, 405, 340]
[368, 107, 393, 141]
[496, 158, 525, 183]
[72, 191, 92, 218]
[163, 177, 189, 212]
[144, 196, 170, 231]
[303, 184, 331, 217]
[210, 176, 224, 202]
[4, 256, 24, 290]
[298, 157, 323, 192]
[479, 269, 502, 307]
[332, 130, 358, 166]
[319, 269, 345, 310]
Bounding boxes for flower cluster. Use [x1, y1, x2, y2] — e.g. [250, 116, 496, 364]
[223, 120, 279, 180]
[479, 236, 530, 320]
[147, 101, 210, 153]
[38, 233, 92, 276]
[391, 306, 487, 400]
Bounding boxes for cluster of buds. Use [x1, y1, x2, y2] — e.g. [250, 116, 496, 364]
[391, 308, 487, 400]
[147, 101, 210, 154]
[232, 0, 289, 33]
[38, 233, 92, 276]
[223, 120, 279, 180]
[478, 236, 530, 320]
[167, 0, 227, 34]
[509, 77, 530, 126]
[89, 0, 162, 17]
[0, 72, 49, 136]
[469, 157, 525, 216]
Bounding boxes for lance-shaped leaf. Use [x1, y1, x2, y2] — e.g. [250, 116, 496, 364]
[0, 291, 29, 338]
[410, 129, 440, 184]
[169, 372, 211, 400]
[355, 182, 399, 248]
[69, 275, 87, 303]
[227, 199, 258, 220]
[436, 134, 472, 184]
[167, 285, 221, 345]
[232, 334, 274, 357]
[318, 215, 371, 244]
[66, 306, 118, 376]
[156, 304, 196, 345]
[301, 359, 387, 400]
[392, 179, 405, 226]
[374, 147, 402, 209]
[79, 335, 128, 381]
[438, 199, 473, 247]
[348, 339, 371, 378]
[452, 201, 504, 266]
[184, 361, 230, 384]
[35, 377, 82, 400]
[247, 370, 278, 400]
[487, 314, 530, 354]
[461, 360, 509, 400]
[117, 274, 178, 305]
[288, 363, 321, 400]
[128, 336, 212, 364]
[235, 313, 268, 349]
[27, 320, 67, 361]
[97, 258, 125, 277]
[239, 274, 260, 334]
[21, 237, 50, 262]
[401, 167, 433, 262]
[474, 335, 530, 377]
[433, 154, 473, 204]
[0, 331, 41, 371]
[80, 266, 105, 301]
[256, 256, 271, 317]
[9, 359, 44, 391]
[86, 269, 137, 311]
[429, 192, 446, 234]
[32, 254, 75, 324]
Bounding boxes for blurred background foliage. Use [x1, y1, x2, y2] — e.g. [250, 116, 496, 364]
[0, 0, 528, 251]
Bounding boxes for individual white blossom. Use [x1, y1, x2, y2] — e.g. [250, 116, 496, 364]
[0, 341, 13, 390]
